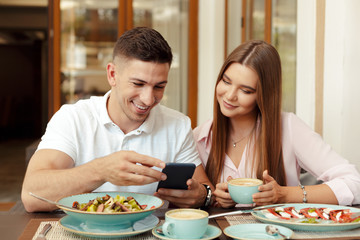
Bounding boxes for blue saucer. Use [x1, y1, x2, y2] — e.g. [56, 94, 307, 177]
[152, 224, 221, 240]
[59, 214, 159, 238]
[224, 223, 293, 239]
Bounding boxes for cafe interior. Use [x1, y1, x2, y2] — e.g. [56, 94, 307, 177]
[1, 0, 360, 239]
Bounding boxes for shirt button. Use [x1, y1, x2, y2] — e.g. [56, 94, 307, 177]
[137, 130, 141, 133]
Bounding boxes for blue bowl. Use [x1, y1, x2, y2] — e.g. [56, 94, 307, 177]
[57, 192, 164, 230]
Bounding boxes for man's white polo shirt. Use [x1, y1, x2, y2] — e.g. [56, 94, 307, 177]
[37, 91, 201, 194]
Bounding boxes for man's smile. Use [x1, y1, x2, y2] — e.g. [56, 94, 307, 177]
[132, 101, 151, 113]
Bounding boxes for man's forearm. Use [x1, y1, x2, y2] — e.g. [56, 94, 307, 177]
[22, 159, 104, 212]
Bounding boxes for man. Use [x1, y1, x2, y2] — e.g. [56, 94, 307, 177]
[22, 27, 212, 212]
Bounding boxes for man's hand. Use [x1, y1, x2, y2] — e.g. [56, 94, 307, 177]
[22, 149, 166, 212]
[97, 150, 167, 186]
[154, 179, 207, 208]
[213, 176, 236, 208]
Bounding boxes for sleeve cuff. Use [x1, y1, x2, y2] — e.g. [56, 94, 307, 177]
[325, 179, 354, 206]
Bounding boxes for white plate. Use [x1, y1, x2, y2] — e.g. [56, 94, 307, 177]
[224, 223, 293, 239]
[252, 203, 360, 231]
[152, 224, 222, 240]
[59, 214, 159, 238]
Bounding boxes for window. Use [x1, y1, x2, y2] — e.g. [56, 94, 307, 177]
[226, 0, 297, 112]
[49, 0, 198, 126]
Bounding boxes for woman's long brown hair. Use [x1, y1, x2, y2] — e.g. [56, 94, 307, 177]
[205, 40, 287, 186]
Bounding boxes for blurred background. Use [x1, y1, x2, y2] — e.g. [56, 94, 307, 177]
[0, 0, 359, 202]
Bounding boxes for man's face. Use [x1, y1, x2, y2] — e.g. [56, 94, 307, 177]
[107, 58, 170, 130]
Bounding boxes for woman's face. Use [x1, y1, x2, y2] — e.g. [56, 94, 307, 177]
[216, 63, 258, 119]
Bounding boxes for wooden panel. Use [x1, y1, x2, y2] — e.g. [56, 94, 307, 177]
[126, 0, 133, 30]
[47, 0, 61, 120]
[188, 0, 198, 128]
[118, 0, 133, 37]
[264, 0, 272, 43]
[118, 0, 127, 36]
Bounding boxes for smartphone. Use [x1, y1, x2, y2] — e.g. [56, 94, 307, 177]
[156, 163, 196, 190]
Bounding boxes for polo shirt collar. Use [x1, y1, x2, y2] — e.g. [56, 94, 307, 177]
[99, 90, 156, 134]
[99, 90, 113, 126]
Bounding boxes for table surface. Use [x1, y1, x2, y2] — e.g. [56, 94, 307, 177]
[1, 201, 360, 240]
[1, 202, 231, 240]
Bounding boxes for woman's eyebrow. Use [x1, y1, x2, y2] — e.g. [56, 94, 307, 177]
[243, 85, 256, 92]
[223, 73, 256, 91]
[223, 73, 231, 81]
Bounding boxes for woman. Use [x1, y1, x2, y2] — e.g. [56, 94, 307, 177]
[193, 40, 360, 208]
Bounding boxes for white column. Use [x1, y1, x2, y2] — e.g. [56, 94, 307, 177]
[323, 0, 345, 153]
[296, 0, 316, 129]
[323, 0, 360, 169]
[197, 0, 225, 125]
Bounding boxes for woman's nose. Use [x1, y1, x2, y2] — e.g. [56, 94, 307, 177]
[226, 87, 238, 101]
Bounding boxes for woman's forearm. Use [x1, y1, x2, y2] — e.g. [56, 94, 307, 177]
[282, 184, 338, 204]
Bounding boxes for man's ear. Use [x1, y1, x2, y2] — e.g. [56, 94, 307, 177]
[107, 62, 116, 86]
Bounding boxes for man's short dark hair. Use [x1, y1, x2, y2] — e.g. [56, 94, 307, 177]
[113, 27, 173, 65]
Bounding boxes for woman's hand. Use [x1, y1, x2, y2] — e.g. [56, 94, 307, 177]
[252, 170, 286, 206]
[213, 176, 236, 208]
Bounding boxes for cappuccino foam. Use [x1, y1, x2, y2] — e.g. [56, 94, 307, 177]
[229, 178, 262, 186]
[169, 211, 206, 219]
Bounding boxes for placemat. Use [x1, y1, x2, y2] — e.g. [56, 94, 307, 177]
[225, 214, 360, 239]
[30, 219, 226, 240]
[31, 221, 160, 240]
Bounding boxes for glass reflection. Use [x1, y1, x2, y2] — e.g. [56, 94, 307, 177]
[244, 0, 265, 41]
[60, 0, 117, 104]
[272, 0, 297, 112]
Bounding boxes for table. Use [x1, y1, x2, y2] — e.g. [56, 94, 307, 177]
[0, 201, 65, 240]
[1, 201, 360, 240]
[0, 201, 230, 240]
